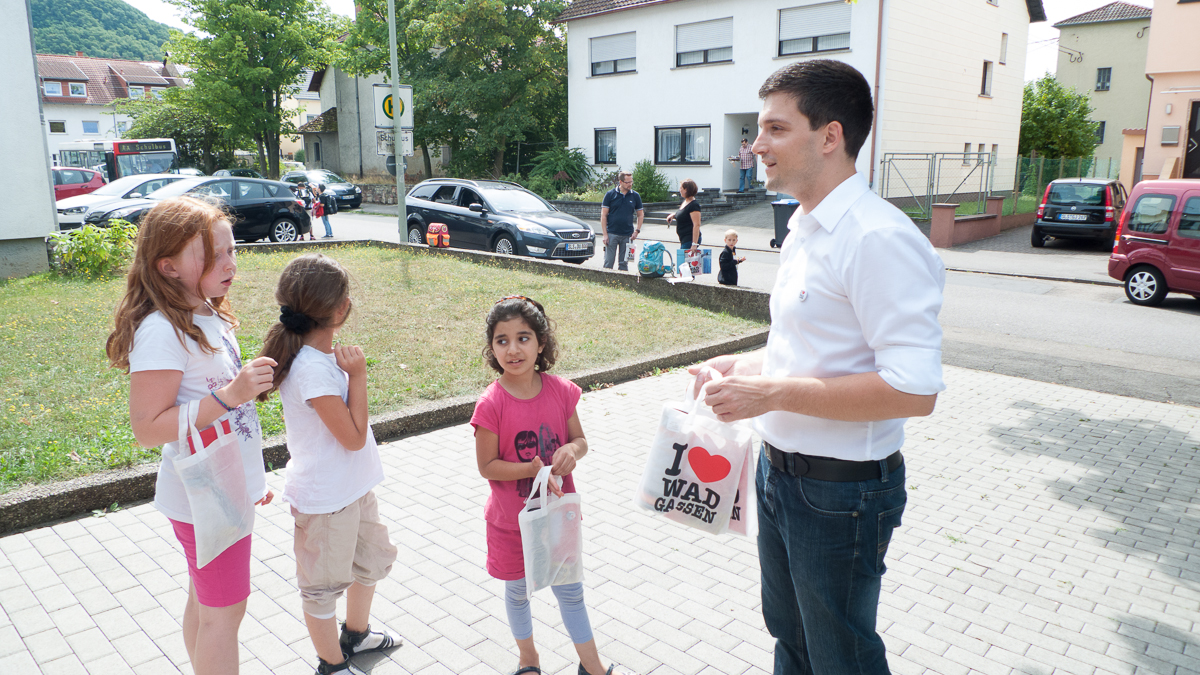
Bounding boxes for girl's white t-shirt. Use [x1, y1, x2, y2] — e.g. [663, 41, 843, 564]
[128, 310, 267, 524]
[279, 346, 384, 514]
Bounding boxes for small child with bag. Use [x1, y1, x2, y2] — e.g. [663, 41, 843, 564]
[107, 196, 278, 675]
[257, 253, 401, 675]
[470, 296, 633, 675]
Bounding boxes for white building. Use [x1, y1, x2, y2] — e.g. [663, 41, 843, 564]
[35, 52, 185, 165]
[557, 0, 1045, 194]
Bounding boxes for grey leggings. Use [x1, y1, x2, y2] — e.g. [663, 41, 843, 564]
[504, 579, 594, 644]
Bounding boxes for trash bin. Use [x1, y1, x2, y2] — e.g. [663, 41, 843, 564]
[770, 199, 800, 248]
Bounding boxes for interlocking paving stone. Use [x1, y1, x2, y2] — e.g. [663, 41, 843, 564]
[2, 366, 1199, 674]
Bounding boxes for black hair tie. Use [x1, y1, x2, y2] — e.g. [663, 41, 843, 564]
[279, 306, 315, 335]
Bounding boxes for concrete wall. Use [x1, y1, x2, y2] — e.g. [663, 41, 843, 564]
[334, 70, 390, 179]
[42, 103, 131, 163]
[1142, 0, 1200, 181]
[3, 0, 55, 277]
[880, 0, 1031, 194]
[565, 0, 883, 193]
[1055, 18, 1152, 168]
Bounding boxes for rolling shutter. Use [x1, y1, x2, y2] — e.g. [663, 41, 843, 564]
[591, 32, 636, 63]
[676, 18, 733, 53]
[779, 2, 851, 41]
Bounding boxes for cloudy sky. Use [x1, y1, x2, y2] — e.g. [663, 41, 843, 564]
[122, 0, 1142, 83]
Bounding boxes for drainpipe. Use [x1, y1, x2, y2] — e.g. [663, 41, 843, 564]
[868, 0, 885, 187]
[355, 74, 364, 177]
[1143, 73, 1154, 181]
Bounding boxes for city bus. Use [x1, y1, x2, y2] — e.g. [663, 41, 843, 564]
[56, 138, 178, 181]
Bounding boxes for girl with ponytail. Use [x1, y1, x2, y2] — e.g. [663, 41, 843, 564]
[257, 254, 401, 675]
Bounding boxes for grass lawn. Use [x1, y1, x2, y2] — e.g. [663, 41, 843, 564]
[0, 245, 764, 492]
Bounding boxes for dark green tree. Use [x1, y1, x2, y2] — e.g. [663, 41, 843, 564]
[340, 0, 567, 178]
[116, 88, 247, 174]
[31, 0, 172, 61]
[166, 0, 346, 177]
[1018, 75, 1099, 158]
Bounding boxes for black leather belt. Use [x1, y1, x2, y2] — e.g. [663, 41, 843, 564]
[765, 442, 902, 482]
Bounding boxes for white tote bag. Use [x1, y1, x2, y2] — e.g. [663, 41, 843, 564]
[633, 376, 755, 536]
[519, 466, 584, 599]
[173, 400, 255, 568]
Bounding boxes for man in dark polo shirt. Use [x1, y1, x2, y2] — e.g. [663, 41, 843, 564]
[599, 171, 644, 271]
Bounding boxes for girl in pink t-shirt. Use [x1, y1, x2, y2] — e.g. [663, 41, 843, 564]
[471, 296, 633, 675]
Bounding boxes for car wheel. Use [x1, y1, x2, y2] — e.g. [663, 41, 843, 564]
[1124, 266, 1168, 306]
[493, 234, 516, 256]
[1030, 225, 1047, 248]
[407, 224, 424, 244]
[269, 218, 299, 243]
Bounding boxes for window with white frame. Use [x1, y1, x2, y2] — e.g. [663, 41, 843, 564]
[962, 142, 972, 165]
[656, 125, 710, 164]
[43, 81, 62, 96]
[152, 88, 166, 99]
[117, 121, 128, 135]
[1000, 33, 1008, 64]
[779, 2, 851, 56]
[590, 32, 636, 76]
[130, 87, 144, 99]
[676, 18, 732, 67]
[49, 121, 66, 134]
[69, 82, 86, 97]
[1096, 68, 1111, 91]
[82, 121, 100, 135]
[595, 129, 616, 164]
[980, 61, 993, 96]
[1095, 121, 1106, 144]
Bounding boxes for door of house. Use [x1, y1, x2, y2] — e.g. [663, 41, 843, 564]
[1185, 101, 1200, 179]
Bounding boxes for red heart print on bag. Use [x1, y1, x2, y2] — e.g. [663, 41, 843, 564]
[689, 446, 731, 483]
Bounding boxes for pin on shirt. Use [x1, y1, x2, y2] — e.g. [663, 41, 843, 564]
[798, 289, 808, 302]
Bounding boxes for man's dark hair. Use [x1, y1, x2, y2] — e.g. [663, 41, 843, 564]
[758, 60, 874, 159]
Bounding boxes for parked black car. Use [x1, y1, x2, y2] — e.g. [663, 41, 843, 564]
[404, 179, 596, 262]
[213, 168, 265, 179]
[281, 170, 362, 209]
[83, 177, 312, 242]
[1032, 177, 1128, 247]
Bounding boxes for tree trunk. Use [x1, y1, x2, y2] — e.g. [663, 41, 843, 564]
[255, 134, 268, 175]
[492, 140, 506, 178]
[422, 143, 433, 180]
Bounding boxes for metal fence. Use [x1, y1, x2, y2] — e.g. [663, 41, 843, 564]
[1009, 156, 1120, 214]
[879, 152, 995, 220]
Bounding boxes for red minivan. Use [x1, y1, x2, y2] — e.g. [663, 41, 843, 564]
[52, 168, 106, 200]
[1108, 179, 1200, 306]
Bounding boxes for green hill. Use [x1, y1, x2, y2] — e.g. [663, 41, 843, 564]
[31, 0, 174, 61]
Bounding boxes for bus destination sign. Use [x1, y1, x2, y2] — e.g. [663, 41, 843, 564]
[116, 141, 173, 154]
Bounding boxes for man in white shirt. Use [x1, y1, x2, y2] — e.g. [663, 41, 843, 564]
[692, 60, 945, 675]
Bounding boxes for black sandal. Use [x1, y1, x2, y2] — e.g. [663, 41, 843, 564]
[510, 667, 541, 675]
[579, 664, 627, 675]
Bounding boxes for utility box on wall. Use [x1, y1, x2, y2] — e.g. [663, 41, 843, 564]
[2, 0, 58, 278]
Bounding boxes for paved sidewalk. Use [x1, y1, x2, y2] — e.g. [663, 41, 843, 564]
[2, 366, 1198, 674]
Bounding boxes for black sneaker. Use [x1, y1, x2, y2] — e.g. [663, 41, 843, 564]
[339, 622, 402, 658]
[316, 656, 367, 675]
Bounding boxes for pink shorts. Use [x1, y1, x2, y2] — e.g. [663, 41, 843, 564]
[170, 519, 253, 607]
[486, 523, 525, 581]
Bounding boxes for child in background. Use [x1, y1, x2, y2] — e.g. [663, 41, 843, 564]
[316, 184, 335, 238]
[471, 296, 633, 675]
[107, 196, 277, 675]
[718, 228, 746, 286]
[257, 253, 400, 675]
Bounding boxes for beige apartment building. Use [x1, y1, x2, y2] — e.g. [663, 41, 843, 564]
[1137, 0, 1200, 181]
[1053, 2, 1151, 176]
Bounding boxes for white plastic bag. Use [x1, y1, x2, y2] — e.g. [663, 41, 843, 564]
[633, 374, 755, 535]
[174, 400, 255, 568]
[519, 466, 584, 598]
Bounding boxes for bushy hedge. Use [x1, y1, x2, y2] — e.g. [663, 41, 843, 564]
[48, 220, 138, 278]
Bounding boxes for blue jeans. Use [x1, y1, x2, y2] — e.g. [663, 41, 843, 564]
[321, 214, 332, 237]
[739, 167, 753, 192]
[756, 447, 906, 675]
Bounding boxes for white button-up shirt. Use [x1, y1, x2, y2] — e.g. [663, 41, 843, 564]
[755, 172, 946, 461]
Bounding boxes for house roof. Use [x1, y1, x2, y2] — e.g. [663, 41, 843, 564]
[1053, 1, 1150, 27]
[556, 0, 1048, 23]
[299, 107, 337, 133]
[36, 53, 180, 105]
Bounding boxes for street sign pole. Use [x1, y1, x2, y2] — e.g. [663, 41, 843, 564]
[386, 0, 405, 239]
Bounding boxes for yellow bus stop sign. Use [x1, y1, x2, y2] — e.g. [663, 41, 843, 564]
[373, 84, 414, 129]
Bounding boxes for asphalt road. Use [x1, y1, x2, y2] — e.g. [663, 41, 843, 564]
[320, 209, 1200, 407]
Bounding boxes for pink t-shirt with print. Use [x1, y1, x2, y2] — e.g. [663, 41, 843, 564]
[470, 373, 579, 530]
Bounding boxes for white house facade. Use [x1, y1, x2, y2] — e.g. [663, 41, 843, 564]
[558, 0, 1045, 195]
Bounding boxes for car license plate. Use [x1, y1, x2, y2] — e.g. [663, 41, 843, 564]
[1058, 213, 1088, 221]
[566, 242, 589, 251]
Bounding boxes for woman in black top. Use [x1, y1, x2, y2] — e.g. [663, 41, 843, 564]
[665, 179, 702, 251]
